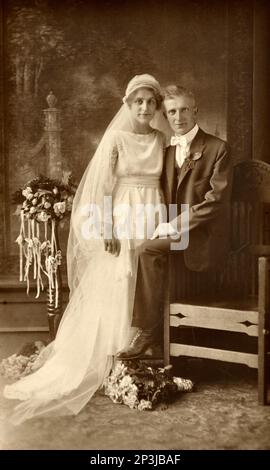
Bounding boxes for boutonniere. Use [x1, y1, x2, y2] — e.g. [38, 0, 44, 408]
[184, 159, 196, 170]
[183, 151, 202, 171]
[192, 151, 202, 160]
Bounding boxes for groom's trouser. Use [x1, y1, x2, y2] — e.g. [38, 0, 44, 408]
[132, 236, 180, 331]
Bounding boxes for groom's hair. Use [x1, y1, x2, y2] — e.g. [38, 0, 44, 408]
[163, 85, 196, 106]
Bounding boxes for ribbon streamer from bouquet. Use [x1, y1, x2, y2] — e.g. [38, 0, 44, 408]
[16, 215, 62, 309]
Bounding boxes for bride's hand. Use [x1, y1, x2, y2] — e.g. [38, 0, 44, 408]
[104, 235, 121, 256]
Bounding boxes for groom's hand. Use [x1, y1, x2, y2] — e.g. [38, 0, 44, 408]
[104, 235, 121, 256]
[151, 222, 178, 240]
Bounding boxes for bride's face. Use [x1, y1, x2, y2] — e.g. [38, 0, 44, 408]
[128, 88, 157, 127]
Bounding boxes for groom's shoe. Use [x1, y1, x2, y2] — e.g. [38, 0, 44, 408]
[117, 329, 155, 360]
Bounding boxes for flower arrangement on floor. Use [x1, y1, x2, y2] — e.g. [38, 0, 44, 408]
[104, 361, 194, 411]
[12, 172, 77, 307]
[0, 341, 46, 381]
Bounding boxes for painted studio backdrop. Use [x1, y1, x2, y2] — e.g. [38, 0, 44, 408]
[1, 0, 253, 274]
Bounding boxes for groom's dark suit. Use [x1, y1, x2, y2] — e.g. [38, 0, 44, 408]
[163, 127, 232, 271]
[132, 127, 233, 330]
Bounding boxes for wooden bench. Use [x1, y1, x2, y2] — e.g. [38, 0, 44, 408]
[164, 160, 270, 405]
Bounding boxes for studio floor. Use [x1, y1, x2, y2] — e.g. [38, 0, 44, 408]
[0, 332, 270, 450]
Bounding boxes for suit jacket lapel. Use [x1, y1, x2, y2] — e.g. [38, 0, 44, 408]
[164, 145, 176, 204]
[177, 128, 206, 189]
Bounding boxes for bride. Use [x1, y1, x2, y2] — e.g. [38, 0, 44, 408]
[4, 74, 170, 425]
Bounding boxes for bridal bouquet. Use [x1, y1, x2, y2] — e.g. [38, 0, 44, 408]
[12, 172, 77, 306]
[12, 172, 77, 223]
[104, 361, 194, 411]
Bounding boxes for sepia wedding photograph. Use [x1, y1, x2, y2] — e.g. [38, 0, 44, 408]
[0, 0, 270, 457]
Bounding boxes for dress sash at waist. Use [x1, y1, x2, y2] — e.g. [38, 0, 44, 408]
[116, 176, 160, 188]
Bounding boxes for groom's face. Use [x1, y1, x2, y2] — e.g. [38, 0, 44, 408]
[164, 96, 197, 135]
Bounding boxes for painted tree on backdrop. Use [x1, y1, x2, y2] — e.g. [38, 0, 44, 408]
[6, 0, 157, 183]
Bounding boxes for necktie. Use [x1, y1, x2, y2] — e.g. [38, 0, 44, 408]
[170, 136, 188, 168]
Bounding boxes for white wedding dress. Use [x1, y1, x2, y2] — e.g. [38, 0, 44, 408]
[4, 129, 166, 425]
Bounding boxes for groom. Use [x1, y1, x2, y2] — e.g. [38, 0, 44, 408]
[118, 84, 233, 360]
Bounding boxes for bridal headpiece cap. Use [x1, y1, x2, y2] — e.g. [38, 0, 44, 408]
[123, 74, 162, 103]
